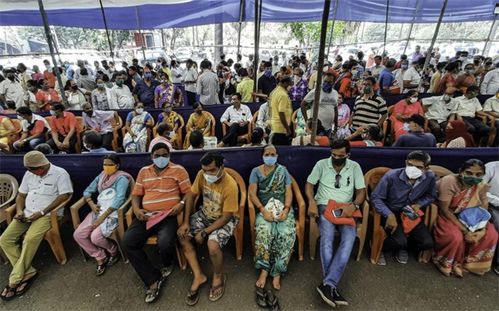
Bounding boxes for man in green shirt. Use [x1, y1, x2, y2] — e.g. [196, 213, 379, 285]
[306, 139, 366, 307]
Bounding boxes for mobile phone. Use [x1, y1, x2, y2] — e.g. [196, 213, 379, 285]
[332, 209, 342, 217]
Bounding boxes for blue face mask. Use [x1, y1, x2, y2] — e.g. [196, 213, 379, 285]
[144, 72, 153, 80]
[264, 69, 272, 78]
[322, 82, 333, 93]
[153, 156, 169, 169]
[263, 156, 278, 166]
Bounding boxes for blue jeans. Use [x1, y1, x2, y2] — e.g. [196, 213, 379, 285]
[318, 204, 356, 288]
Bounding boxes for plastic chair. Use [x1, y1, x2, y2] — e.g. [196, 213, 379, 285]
[70, 177, 135, 262]
[121, 115, 155, 152]
[247, 175, 306, 261]
[0, 174, 19, 263]
[308, 193, 370, 261]
[183, 111, 216, 150]
[5, 193, 73, 265]
[111, 113, 123, 152]
[428, 165, 453, 180]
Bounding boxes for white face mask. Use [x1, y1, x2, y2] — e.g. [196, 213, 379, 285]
[135, 108, 144, 114]
[405, 166, 423, 179]
[409, 97, 418, 104]
[204, 168, 222, 184]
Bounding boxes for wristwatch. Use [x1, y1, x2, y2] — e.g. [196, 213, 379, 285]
[180, 200, 185, 205]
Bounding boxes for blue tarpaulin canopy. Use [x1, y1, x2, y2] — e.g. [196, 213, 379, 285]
[0, 0, 496, 29]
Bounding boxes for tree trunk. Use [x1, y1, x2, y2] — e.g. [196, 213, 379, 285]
[214, 23, 223, 64]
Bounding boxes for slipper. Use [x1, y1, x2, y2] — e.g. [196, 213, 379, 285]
[185, 281, 207, 306]
[144, 278, 164, 303]
[266, 289, 281, 311]
[1, 285, 17, 301]
[15, 272, 39, 297]
[96, 260, 108, 276]
[255, 286, 268, 308]
[208, 274, 227, 302]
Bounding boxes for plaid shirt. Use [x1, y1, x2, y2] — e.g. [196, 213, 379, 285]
[289, 79, 308, 102]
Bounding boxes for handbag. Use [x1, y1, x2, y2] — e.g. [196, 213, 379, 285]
[400, 206, 424, 235]
[323, 200, 362, 226]
[458, 206, 491, 232]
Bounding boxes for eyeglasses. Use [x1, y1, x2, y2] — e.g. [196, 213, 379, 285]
[335, 174, 341, 188]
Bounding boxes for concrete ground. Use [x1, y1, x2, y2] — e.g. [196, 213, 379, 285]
[0, 225, 498, 311]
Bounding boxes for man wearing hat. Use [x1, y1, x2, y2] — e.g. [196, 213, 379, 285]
[0, 151, 72, 301]
[392, 114, 437, 148]
[270, 76, 294, 145]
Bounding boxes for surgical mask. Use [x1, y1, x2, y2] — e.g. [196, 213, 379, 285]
[17, 115, 24, 121]
[115, 79, 124, 87]
[263, 156, 277, 166]
[332, 157, 347, 167]
[401, 64, 409, 70]
[264, 69, 272, 78]
[49, 110, 56, 116]
[45, 64, 51, 70]
[164, 107, 172, 113]
[97, 83, 106, 89]
[405, 166, 423, 179]
[322, 83, 333, 93]
[351, 69, 358, 76]
[135, 108, 144, 114]
[409, 97, 418, 104]
[153, 156, 170, 169]
[103, 165, 118, 175]
[204, 168, 222, 184]
[462, 175, 482, 186]
[144, 72, 153, 80]
[465, 69, 474, 75]
[363, 86, 372, 95]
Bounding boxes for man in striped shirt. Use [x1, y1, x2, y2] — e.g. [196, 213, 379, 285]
[350, 77, 388, 131]
[123, 143, 193, 303]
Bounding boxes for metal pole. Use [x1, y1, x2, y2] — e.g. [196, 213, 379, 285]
[419, 0, 448, 90]
[403, 0, 422, 55]
[99, 0, 115, 64]
[382, 0, 390, 56]
[252, 0, 262, 94]
[135, 7, 146, 61]
[326, 0, 339, 58]
[237, 0, 245, 57]
[37, 0, 67, 104]
[310, 0, 331, 143]
[483, 16, 498, 57]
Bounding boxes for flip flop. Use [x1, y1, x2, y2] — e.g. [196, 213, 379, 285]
[1, 285, 17, 301]
[185, 281, 207, 306]
[266, 289, 281, 311]
[144, 278, 164, 303]
[208, 274, 227, 302]
[15, 272, 38, 297]
[255, 286, 268, 308]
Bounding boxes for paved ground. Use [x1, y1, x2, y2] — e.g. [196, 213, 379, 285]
[1, 225, 498, 311]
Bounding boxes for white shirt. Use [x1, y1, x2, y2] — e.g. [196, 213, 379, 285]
[402, 66, 421, 93]
[83, 110, 114, 134]
[370, 65, 385, 79]
[171, 67, 184, 84]
[109, 85, 134, 109]
[393, 69, 406, 94]
[452, 95, 482, 117]
[422, 95, 458, 123]
[484, 161, 499, 207]
[0, 79, 24, 108]
[256, 102, 270, 129]
[19, 164, 73, 217]
[196, 69, 220, 105]
[22, 114, 51, 133]
[303, 88, 338, 131]
[480, 68, 499, 95]
[183, 68, 198, 93]
[483, 96, 499, 113]
[220, 104, 252, 123]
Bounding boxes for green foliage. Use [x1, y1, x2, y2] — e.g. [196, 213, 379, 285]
[283, 21, 346, 46]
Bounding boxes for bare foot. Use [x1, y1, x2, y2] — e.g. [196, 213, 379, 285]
[272, 275, 281, 290]
[190, 274, 208, 292]
[255, 270, 268, 288]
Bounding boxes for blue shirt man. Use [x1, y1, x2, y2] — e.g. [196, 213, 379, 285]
[133, 74, 160, 107]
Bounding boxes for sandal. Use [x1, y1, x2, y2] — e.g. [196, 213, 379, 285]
[96, 260, 108, 276]
[255, 286, 268, 308]
[266, 289, 281, 311]
[185, 281, 207, 306]
[144, 278, 164, 303]
[0, 285, 17, 301]
[208, 274, 227, 302]
[15, 272, 39, 296]
[107, 254, 120, 267]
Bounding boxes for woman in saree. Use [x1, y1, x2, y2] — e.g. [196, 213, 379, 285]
[183, 102, 212, 149]
[154, 72, 182, 109]
[390, 90, 424, 140]
[434, 159, 498, 277]
[248, 144, 295, 292]
[73, 154, 132, 275]
[123, 102, 154, 153]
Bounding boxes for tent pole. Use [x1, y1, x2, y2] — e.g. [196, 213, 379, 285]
[99, 0, 115, 64]
[483, 16, 497, 57]
[326, 0, 339, 59]
[135, 7, 146, 61]
[403, 0, 422, 55]
[382, 0, 390, 56]
[253, 0, 262, 95]
[310, 0, 331, 143]
[419, 0, 448, 90]
[37, 0, 67, 104]
[237, 0, 245, 58]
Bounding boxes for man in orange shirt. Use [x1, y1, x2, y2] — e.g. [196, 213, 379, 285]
[42, 59, 56, 88]
[123, 143, 193, 303]
[47, 103, 78, 153]
[177, 152, 239, 306]
[35, 79, 59, 112]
